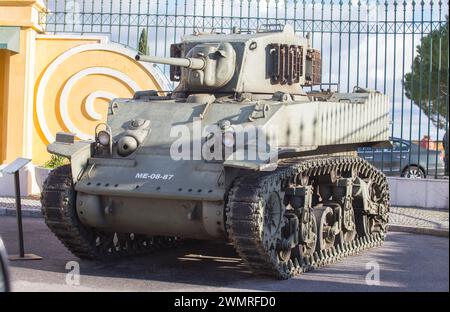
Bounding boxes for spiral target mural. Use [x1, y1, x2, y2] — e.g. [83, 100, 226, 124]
[33, 37, 170, 159]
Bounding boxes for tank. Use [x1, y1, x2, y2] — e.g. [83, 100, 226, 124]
[41, 25, 390, 279]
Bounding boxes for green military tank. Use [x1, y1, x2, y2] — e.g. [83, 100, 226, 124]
[41, 25, 390, 279]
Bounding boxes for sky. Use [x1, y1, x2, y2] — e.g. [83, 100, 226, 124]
[45, 0, 449, 141]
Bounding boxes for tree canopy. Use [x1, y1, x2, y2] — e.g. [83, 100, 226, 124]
[138, 29, 149, 56]
[403, 17, 449, 129]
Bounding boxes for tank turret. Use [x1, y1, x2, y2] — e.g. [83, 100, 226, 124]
[136, 25, 321, 94]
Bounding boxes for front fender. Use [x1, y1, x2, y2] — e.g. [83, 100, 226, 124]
[47, 132, 95, 183]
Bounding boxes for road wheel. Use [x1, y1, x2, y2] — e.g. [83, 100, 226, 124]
[313, 206, 336, 252]
[294, 211, 317, 260]
[401, 166, 425, 179]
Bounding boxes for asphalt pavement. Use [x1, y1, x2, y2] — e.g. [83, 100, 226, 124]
[0, 216, 448, 292]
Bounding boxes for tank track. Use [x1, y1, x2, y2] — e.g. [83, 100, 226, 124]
[226, 156, 389, 279]
[41, 165, 180, 260]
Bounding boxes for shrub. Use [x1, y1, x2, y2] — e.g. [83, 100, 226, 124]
[43, 155, 67, 169]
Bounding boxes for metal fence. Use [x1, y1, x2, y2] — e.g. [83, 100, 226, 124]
[40, 0, 449, 178]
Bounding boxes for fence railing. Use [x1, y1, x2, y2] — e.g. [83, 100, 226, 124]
[40, 0, 449, 178]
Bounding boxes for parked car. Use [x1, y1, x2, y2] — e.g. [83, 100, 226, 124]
[0, 237, 10, 292]
[358, 137, 446, 179]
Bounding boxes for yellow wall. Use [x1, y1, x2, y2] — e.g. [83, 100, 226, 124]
[1, 27, 36, 163]
[0, 50, 7, 162]
[0, 0, 43, 165]
[32, 36, 165, 164]
[0, 0, 167, 167]
[0, 0, 45, 32]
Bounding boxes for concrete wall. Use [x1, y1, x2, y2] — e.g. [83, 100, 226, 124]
[388, 177, 449, 210]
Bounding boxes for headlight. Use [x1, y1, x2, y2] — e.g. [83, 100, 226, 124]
[97, 131, 111, 146]
[117, 136, 139, 157]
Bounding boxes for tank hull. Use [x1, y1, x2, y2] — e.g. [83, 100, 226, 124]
[71, 91, 390, 196]
[76, 193, 225, 240]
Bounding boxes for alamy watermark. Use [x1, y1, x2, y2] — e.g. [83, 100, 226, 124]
[65, 261, 80, 286]
[169, 118, 279, 170]
[64, 1, 82, 26]
[365, 261, 381, 286]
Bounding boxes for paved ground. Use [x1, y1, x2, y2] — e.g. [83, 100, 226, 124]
[0, 216, 448, 292]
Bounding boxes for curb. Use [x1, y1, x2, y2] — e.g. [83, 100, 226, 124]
[388, 224, 449, 237]
[0, 207, 42, 218]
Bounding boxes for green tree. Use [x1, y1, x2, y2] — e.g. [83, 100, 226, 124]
[403, 17, 449, 129]
[138, 28, 149, 55]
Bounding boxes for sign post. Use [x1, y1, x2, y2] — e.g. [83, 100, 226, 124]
[1, 158, 42, 261]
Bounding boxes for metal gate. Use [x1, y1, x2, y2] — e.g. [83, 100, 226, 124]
[40, 0, 449, 178]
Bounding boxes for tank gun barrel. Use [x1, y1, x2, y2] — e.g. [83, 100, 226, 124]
[135, 54, 205, 70]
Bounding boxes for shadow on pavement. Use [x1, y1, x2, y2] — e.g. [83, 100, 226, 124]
[0, 216, 448, 291]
